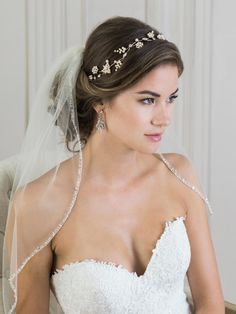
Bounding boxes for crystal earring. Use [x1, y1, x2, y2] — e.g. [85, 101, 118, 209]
[95, 110, 106, 132]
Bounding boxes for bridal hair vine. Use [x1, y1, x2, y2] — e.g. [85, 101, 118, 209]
[88, 30, 166, 81]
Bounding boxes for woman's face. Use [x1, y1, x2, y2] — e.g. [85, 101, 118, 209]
[103, 64, 179, 154]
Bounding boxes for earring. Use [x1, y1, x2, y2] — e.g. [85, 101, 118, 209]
[95, 110, 106, 132]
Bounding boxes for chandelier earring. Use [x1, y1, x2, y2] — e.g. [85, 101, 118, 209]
[95, 109, 106, 132]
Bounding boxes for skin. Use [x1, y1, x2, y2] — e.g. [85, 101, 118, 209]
[15, 64, 224, 313]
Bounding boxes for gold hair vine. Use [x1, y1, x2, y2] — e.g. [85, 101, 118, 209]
[88, 30, 166, 81]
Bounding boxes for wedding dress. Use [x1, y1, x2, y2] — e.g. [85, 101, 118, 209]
[49, 155, 208, 314]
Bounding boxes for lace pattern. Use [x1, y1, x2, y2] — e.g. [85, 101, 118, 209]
[51, 217, 192, 314]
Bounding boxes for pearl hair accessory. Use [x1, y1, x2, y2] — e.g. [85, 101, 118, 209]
[88, 30, 166, 81]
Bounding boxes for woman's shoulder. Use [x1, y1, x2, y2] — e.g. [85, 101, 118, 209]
[155, 152, 191, 167]
[154, 152, 205, 203]
[13, 156, 76, 211]
[157, 153, 212, 216]
[155, 152, 200, 184]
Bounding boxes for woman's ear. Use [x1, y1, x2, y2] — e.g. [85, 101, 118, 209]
[93, 102, 106, 113]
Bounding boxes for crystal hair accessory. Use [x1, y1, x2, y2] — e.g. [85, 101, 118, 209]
[88, 30, 166, 81]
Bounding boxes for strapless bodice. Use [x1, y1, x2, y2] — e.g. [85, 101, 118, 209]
[50, 216, 192, 313]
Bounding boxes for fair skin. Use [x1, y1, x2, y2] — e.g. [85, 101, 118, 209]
[15, 64, 224, 313]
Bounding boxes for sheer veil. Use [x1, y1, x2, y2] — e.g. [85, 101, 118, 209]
[2, 43, 213, 313]
[2, 46, 84, 313]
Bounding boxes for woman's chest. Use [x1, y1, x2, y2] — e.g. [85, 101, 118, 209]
[51, 178, 186, 276]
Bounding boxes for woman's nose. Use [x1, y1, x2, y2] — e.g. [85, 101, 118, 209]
[151, 103, 171, 127]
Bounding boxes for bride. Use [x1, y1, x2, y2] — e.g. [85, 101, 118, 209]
[2, 16, 224, 313]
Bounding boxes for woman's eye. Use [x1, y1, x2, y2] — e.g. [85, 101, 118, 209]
[167, 95, 178, 104]
[141, 98, 155, 105]
[140, 95, 178, 105]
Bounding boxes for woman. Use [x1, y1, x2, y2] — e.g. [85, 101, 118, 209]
[3, 16, 224, 313]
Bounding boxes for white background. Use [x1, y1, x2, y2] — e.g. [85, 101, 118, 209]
[0, 0, 235, 303]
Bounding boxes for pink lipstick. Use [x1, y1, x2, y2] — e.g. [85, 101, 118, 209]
[145, 133, 162, 142]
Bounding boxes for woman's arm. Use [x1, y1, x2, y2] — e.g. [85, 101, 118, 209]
[6, 185, 54, 314]
[186, 205, 224, 313]
[16, 242, 53, 314]
[177, 155, 225, 313]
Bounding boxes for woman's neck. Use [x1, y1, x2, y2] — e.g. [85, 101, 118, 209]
[81, 132, 149, 189]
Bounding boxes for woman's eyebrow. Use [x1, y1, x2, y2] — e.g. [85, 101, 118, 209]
[136, 88, 179, 97]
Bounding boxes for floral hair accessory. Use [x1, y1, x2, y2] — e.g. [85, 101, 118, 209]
[88, 30, 166, 81]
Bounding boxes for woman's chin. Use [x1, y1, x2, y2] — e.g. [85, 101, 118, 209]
[136, 144, 161, 155]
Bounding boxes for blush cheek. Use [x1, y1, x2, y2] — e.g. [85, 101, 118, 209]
[106, 103, 149, 148]
[106, 111, 128, 138]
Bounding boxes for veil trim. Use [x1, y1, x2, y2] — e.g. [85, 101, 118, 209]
[8, 152, 83, 314]
[158, 153, 213, 215]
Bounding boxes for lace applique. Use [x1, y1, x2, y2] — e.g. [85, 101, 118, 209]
[51, 217, 193, 313]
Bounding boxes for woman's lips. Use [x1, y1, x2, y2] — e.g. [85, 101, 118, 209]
[145, 133, 162, 142]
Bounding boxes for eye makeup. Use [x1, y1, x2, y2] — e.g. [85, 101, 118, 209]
[139, 93, 178, 105]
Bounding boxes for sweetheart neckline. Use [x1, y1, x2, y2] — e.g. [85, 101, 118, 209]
[51, 215, 187, 279]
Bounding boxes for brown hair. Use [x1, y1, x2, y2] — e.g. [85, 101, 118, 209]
[52, 16, 184, 151]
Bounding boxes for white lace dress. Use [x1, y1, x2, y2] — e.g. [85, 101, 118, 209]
[51, 216, 192, 314]
[50, 155, 211, 314]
